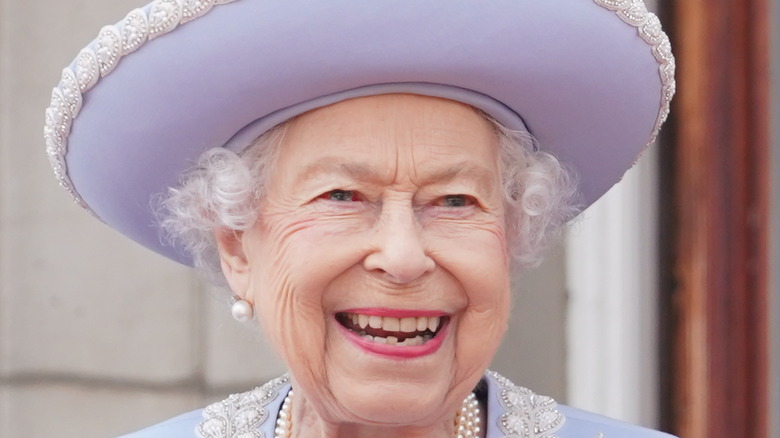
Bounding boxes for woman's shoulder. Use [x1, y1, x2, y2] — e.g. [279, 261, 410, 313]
[116, 409, 203, 438]
[483, 370, 677, 438]
[118, 372, 677, 438]
[556, 404, 677, 438]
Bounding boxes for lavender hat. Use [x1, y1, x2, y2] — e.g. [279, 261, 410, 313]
[44, 0, 675, 265]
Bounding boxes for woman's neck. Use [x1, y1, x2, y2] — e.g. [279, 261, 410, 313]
[286, 390, 487, 438]
[295, 418, 455, 438]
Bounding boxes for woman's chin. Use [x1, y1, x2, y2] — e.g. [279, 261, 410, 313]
[318, 320, 464, 425]
[330, 380, 455, 427]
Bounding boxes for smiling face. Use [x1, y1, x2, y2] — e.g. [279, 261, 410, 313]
[216, 94, 511, 431]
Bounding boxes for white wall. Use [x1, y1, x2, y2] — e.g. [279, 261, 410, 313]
[566, 148, 660, 428]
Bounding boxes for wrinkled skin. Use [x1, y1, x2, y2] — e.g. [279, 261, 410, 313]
[216, 94, 511, 438]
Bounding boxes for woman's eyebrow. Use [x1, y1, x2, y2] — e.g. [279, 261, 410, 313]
[296, 158, 494, 191]
[417, 163, 495, 192]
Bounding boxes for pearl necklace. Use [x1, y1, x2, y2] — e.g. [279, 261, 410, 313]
[274, 390, 482, 438]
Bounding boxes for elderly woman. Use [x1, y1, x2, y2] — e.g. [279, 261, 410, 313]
[43, 0, 676, 437]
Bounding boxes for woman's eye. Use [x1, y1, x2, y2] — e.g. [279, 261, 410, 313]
[438, 194, 473, 207]
[320, 189, 359, 202]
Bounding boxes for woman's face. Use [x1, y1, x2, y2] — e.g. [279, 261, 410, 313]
[218, 94, 511, 428]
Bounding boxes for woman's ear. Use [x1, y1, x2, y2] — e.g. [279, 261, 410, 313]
[214, 228, 251, 298]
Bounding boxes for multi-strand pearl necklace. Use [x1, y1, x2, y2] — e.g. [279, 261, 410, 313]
[274, 390, 482, 438]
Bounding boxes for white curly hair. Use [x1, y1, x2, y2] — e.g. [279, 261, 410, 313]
[159, 112, 580, 286]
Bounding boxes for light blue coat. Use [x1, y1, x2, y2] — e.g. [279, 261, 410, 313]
[120, 372, 676, 438]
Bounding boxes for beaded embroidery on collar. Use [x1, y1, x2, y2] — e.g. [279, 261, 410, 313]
[43, 0, 239, 215]
[195, 371, 565, 438]
[196, 374, 289, 438]
[487, 371, 565, 438]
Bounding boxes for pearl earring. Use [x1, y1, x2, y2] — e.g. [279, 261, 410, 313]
[230, 296, 254, 322]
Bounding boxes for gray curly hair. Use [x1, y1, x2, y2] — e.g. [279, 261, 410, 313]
[159, 113, 580, 286]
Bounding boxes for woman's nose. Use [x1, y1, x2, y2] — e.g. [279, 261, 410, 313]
[362, 205, 435, 284]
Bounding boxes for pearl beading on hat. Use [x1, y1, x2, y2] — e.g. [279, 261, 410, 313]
[594, 0, 676, 145]
[43, 0, 239, 215]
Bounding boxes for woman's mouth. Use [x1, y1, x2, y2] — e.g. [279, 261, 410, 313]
[335, 312, 449, 347]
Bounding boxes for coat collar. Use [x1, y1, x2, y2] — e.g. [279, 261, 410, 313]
[195, 371, 565, 438]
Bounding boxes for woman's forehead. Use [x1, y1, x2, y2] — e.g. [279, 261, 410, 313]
[275, 94, 500, 181]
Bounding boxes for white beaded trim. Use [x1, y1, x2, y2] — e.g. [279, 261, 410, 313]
[487, 371, 565, 438]
[181, 0, 217, 23]
[149, 0, 185, 38]
[43, 0, 239, 214]
[122, 9, 150, 54]
[196, 374, 289, 438]
[594, 0, 676, 145]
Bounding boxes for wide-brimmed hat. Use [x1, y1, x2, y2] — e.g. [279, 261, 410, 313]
[44, 0, 674, 265]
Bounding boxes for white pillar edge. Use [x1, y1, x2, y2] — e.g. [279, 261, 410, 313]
[565, 146, 660, 428]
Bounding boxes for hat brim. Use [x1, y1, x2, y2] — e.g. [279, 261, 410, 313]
[46, 0, 674, 265]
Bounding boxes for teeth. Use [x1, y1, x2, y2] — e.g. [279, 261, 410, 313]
[361, 334, 426, 347]
[343, 312, 445, 338]
[400, 317, 417, 332]
[402, 335, 423, 346]
[382, 317, 400, 331]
